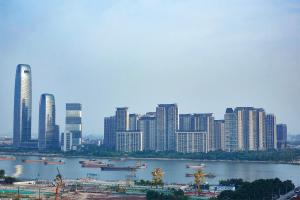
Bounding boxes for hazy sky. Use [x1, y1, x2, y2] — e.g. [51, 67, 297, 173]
[1, 0, 300, 137]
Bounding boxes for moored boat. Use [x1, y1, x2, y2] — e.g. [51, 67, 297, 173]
[22, 159, 45, 163]
[81, 160, 108, 168]
[185, 173, 194, 177]
[0, 156, 16, 161]
[44, 160, 65, 165]
[101, 165, 137, 171]
[186, 163, 205, 169]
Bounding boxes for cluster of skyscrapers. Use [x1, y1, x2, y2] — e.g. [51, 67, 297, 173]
[13, 64, 82, 151]
[104, 104, 287, 153]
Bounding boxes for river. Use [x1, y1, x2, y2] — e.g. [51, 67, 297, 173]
[1, 155, 300, 186]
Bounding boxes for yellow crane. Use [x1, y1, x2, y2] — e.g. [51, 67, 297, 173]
[151, 168, 164, 188]
[194, 169, 205, 196]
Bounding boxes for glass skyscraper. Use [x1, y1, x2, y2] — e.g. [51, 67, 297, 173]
[13, 64, 32, 147]
[38, 94, 59, 150]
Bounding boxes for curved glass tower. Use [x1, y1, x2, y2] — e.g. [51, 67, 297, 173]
[38, 94, 59, 150]
[13, 64, 32, 147]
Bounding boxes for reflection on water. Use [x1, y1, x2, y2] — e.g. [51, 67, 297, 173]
[13, 165, 23, 177]
[1, 156, 299, 186]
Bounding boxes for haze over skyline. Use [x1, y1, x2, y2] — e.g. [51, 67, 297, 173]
[1, 0, 300, 137]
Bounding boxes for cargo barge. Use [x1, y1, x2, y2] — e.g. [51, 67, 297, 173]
[0, 156, 16, 161]
[100, 162, 147, 171]
[44, 160, 65, 165]
[80, 160, 108, 168]
[100, 166, 138, 171]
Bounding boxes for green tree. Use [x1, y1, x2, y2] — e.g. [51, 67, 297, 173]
[0, 169, 5, 178]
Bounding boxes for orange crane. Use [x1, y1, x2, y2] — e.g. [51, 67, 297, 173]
[54, 167, 64, 200]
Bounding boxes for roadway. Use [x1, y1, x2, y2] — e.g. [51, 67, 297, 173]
[278, 187, 300, 200]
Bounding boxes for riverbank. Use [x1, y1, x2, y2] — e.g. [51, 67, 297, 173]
[1, 151, 300, 165]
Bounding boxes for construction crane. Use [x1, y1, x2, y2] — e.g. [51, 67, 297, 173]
[194, 169, 205, 196]
[151, 168, 164, 188]
[54, 167, 64, 200]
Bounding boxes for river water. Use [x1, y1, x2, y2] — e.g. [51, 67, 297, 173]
[1, 155, 300, 186]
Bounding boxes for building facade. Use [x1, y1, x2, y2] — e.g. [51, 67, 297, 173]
[257, 109, 266, 150]
[214, 120, 225, 151]
[176, 131, 207, 153]
[192, 114, 214, 151]
[156, 104, 178, 151]
[104, 116, 116, 149]
[65, 103, 82, 148]
[116, 107, 129, 131]
[115, 131, 143, 152]
[265, 114, 277, 150]
[38, 94, 60, 150]
[129, 113, 140, 131]
[13, 64, 32, 147]
[277, 124, 287, 149]
[234, 107, 266, 151]
[179, 114, 193, 131]
[224, 108, 238, 152]
[61, 132, 72, 152]
[139, 113, 156, 151]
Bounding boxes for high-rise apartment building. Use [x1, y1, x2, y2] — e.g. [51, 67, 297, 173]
[235, 107, 254, 151]
[139, 113, 156, 151]
[192, 114, 214, 151]
[176, 131, 207, 153]
[257, 109, 266, 150]
[156, 104, 178, 151]
[129, 114, 140, 131]
[224, 108, 238, 152]
[13, 64, 32, 147]
[61, 132, 72, 152]
[115, 131, 143, 152]
[234, 107, 266, 151]
[265, 114, 277, 150]
[277, 124, 287, 149]
[104, 116, 116, 149]
[38, 94, 60, 150]
[116, 107, 129, 131]
[214, 120, 225, 151]
[65, 103, 82, 148]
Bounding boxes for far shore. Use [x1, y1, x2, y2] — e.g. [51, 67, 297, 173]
[1, 151, 299, 166]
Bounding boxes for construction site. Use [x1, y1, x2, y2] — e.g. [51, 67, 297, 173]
[0, 167, 217, 200]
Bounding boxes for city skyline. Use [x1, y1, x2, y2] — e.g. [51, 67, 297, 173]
[2, 63, 298, 138]
[1, 1, 300, 136]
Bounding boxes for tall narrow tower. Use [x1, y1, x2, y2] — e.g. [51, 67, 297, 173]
[13, 64, 32, 147]
[38, 94, 59, 150]
[156, 104, 178, 151]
